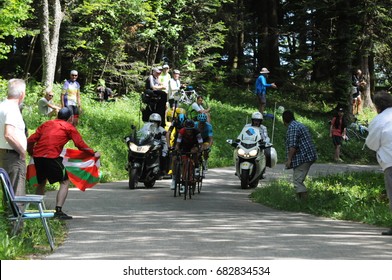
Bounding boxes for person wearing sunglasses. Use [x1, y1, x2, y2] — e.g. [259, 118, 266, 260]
[38, 88, 61, 117]
[61, 70, 81, 126]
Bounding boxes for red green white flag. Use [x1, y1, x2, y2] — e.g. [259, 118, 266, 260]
[27, 148, 101, 191]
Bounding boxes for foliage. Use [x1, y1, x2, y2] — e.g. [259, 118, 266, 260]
[250, 171, 392, 227]
[0, 0, 33, 60]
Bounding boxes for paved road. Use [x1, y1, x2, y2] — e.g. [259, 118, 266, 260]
[43, 163, 392, 260]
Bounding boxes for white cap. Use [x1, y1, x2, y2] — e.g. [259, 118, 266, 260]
[70, 70, 78, 75]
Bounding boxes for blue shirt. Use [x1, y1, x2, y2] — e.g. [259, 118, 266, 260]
[194, 122, 213, 141]
[285, 120, 317, 168]
[255, 75, 272, 96]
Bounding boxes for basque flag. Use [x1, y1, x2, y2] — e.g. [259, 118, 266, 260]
[27, 149, 101, 191]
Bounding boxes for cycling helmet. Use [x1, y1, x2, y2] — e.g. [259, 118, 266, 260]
[184, 119, 195, 129]
[197, 113, 207, 123]
[178, 113, 185, 125]
[149, 113, 161, 125]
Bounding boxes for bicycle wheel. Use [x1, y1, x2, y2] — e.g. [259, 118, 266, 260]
[197, 160, 204, 194]
[346, 128, 360, 141]
[173, 158, 181, 197]
[183, 159, 190, 200]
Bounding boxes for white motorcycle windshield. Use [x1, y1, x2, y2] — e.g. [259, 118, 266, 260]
[135, 123, 156, 145]
[238, 126, 261, 144]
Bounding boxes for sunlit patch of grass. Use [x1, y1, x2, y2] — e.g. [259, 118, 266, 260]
[251, 171, 392, 227]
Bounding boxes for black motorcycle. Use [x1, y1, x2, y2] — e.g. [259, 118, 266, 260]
[124, 123, 164, 189]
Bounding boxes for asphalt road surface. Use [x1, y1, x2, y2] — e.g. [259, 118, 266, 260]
[43, 163, 392, 260]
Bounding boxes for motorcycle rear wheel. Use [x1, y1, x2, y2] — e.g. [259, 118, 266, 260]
[129, 168, 139, 189]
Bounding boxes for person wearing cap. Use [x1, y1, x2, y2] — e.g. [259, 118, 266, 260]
[61, 70, 81, 126]
[366, 91, 392, 235]
[167, 69, 183, 108]
[38, 88, 61, 117]
[144, 67, 167, 127]
[330, 107, 347, 162]
[255, 67, 277, 114]
[159, 64, 171, 93]
[0, 79, 27, 198]
[27, 107, 101, 220]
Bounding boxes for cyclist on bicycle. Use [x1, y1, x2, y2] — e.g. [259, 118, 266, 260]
[171, 119, 203, 192]
[194, 113, 213, 172]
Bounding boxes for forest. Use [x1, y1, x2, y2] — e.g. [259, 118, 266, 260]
[1, 0, 392, 111]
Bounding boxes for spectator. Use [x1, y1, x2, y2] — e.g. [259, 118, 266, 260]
[255, 67, 277, 114]
[61, 70, 81, 126]
[27, 107, 101, 220]
[143, 67, 167, 127]
[167, 69, 182, 108]
[38, 88, 61, 117]
[96, 79, 114, 102]
[159, 64, 171, 93]
[190, 95, 211, 122]
[282, 110, 317, 200]
[330, 108, 347, 162]
[0, 79, 27, 197]
[365, 91, 392, 235]
[352, 69, 367, 115]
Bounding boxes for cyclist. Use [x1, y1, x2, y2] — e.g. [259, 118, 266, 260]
[194, 113, 213, 172]
[171, 119, 203, 192]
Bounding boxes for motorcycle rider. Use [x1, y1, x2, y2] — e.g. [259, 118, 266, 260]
[148, 113, 168, 177]
[237, 112, 270, 179]
[172, 119, 203, 192]
[240, 112, 270, 144]
[194, 113, 213, 172]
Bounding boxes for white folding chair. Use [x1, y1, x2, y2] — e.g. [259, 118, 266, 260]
[0, 168, 55, 250]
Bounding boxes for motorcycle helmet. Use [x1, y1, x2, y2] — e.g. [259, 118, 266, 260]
[251, 112, 263, 126]
[184, 119, 195, 129]
[149, 113, 161, 126]
[197, 113, 207, 123]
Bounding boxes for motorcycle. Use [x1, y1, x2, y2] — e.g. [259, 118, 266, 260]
[227, 125, 277, 189]
[124, 122, 164, 189]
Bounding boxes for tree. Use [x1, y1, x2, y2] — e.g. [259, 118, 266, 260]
[0, 0, 33, 60]
[39, 0, 64, 88]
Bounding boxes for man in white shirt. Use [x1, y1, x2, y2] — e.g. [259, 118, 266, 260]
[0, 78, 27, 197]
[366, 91, 392, 235]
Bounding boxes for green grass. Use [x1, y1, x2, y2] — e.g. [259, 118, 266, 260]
[0, 79, 386, 259]
[250, 171, 392, 227]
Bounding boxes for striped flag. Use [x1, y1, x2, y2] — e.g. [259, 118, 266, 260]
[27, 149, 101, 191]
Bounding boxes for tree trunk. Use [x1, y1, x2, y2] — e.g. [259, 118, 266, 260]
[39, 0, 64, 88]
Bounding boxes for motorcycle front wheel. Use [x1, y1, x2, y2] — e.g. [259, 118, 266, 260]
[129, 168, 139, 189]
[240, 169, 249, 189]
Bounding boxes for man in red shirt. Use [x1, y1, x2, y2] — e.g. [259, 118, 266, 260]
[27, 107, 100, 219]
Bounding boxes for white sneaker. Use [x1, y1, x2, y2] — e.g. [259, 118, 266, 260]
[180, 185, 185, 194]
[195, 168, 200, 177]
[170, 180, 176, 190]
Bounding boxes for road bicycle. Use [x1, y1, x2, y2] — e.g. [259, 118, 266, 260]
[346, 118, 368, 141]
[172, 151, 199, 200]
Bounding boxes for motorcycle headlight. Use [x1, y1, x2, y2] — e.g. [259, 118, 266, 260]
[129, 142, 151, 153]
[238, 148, 245, 156]
[249, 149, 258, 157]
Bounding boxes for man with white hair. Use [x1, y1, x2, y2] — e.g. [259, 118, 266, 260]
[0, 78, 27, 197]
